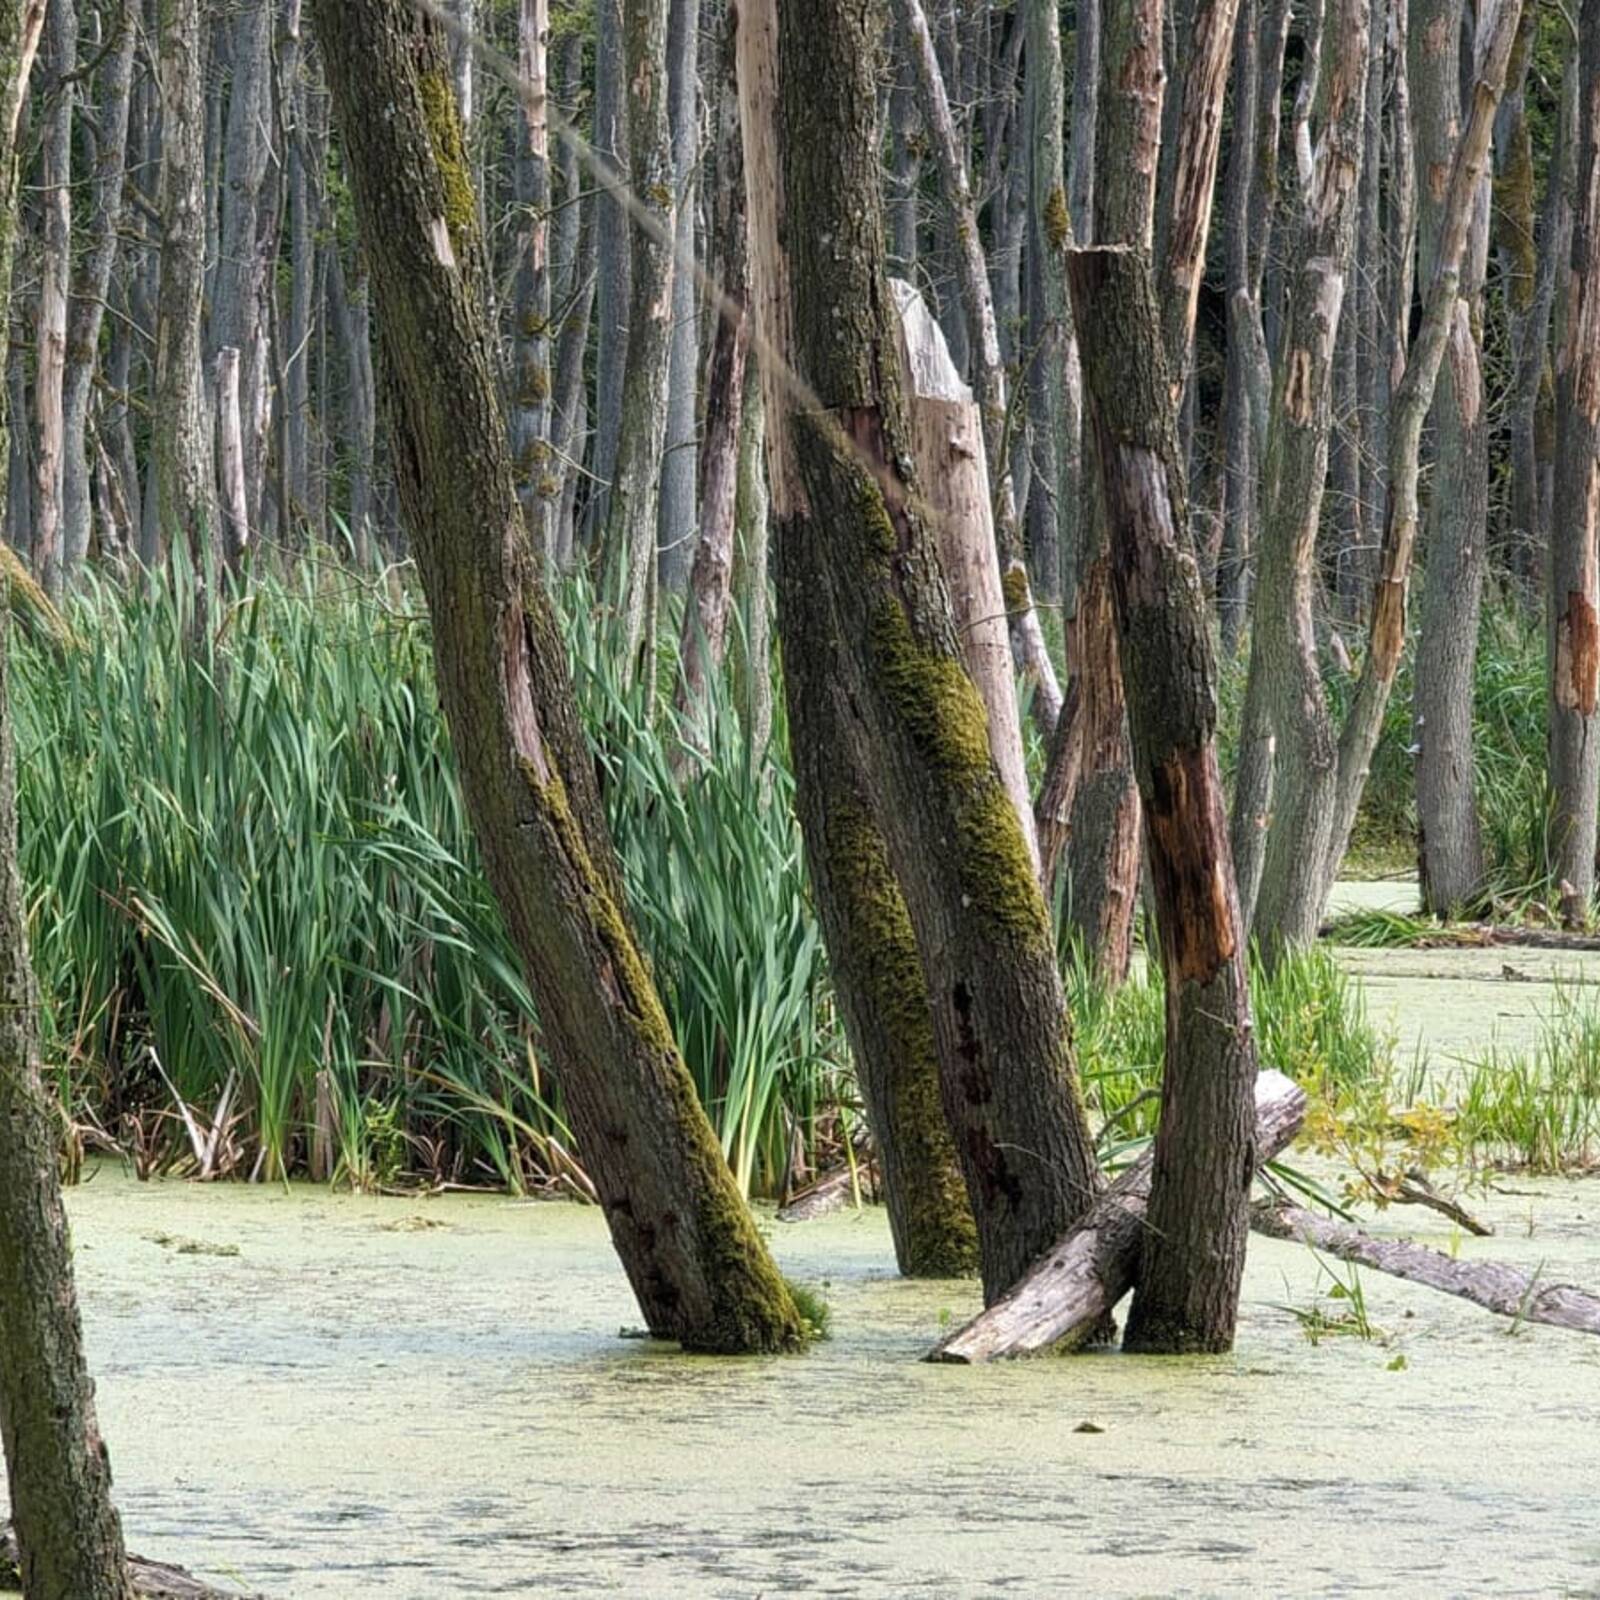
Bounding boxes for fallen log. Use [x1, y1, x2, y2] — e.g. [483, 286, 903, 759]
[1250, 1201, 1600, 1336]
[927, 1069, 1308, 1363]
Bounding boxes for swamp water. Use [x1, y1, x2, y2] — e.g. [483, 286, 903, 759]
[9, 902, 1600, 1598]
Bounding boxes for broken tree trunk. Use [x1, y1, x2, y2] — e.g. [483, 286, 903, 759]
[928, 1070, 1306, 1362]
[1251, 1201, 1600, 1337]
[890, 278, 1038, 869]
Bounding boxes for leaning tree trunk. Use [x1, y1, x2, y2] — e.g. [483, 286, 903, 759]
[745, 0, 1102, 1304]
[1069, 0, 1259, 1349]
[1547, 0, 1600, 926]
[604, 0, 676, 675]
[1411, 0, 1490, 916]
[0, 7, 133, 1592]
[313, 0, 804, 1355]
[153, 0, 213, 598]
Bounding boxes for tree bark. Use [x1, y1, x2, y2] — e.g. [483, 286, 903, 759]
[31, 0, 73, 596]
[510, 0, 556, 562]
[656, 0, 699, 593]
[604, 0, 676, 674]
[153, 0, 213, 597]
[314, 0, 804, 1354]
[928, 1071, 1306, 1362]
[589, 0, 629, 541]
[0, 9, 133, 1590]
[1411, 0, 1491, 916]
[1321, 0, 1522, 905]
[1245, 0, 1372, 964]
[746, 0, 1101, 1303]
[1547, 0, 1600, 926]
[888, 0, 1064, 733]
[675, 9, 748, 749]
[210, 0, 272, 568]
[891, 279, 1038, 867]
[1070, 240, 1261, 1354]
[1252, 1201, 1600, 1337]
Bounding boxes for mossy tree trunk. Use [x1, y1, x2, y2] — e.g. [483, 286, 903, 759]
[312, 0, 803, 1355]
[743, 0, 1101, 1303]
[0, 7, 133, 1591]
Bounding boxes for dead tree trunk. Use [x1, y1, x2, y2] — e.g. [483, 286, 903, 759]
[888, 0, 1064, 733]
[314, 0, 804, 1355]
[929, 1071, 1306, 1362]
[675, 10, 749, 750]
[1253, 1202, 1600, 1337]
[1244, 0, 1373, 964]
[745, 0, 1102, 1303]
[1070, 240, 1261, 1355]
[605, 0, 676, 675]
[1411, 0, 1491, 916]
[1547, 0, 1600, 926]
[891, 279, 1038, 867]
[1322, 0, 1523, 903]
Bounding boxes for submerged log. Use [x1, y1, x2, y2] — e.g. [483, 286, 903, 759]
[928, 1070, 1308, 1362]
[1250, 1201, 1600, 1336]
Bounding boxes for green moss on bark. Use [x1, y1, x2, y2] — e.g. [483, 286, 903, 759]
[418, 69, 478, 252]
[867, 598, 1051, 952]
[826, 800, 979, 1277]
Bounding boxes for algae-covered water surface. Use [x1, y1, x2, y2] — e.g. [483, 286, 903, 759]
[20, 1163, 1600, 1598]
[11, 917, 1600, 1597]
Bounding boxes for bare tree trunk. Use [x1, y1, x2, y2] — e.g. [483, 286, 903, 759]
[589, 0, 629, 541]
[1411, 0, 1491, 916]
[605, 0, 676, 675]
[61, 3, 135, 580]
[153, 0, 213, 597]
[676, 9, 748, 747]
[1246, 0, 1373, 964]
[656, 0, 699, 593]
[745, 0, 1102, 1303]
[0, 8, 133, 1590]
[316, 0, 804, 1353]
[728, 356, 772, 756]
[892, 280, 1039, 866]
[1548, 0, 1600, 925]
[1321, 0, 1523, 907]
[510, 0, 555, 561]
[30, 0, 72, 597]
[889, 0, 1064, 733]
[210, 0, 271, 568]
